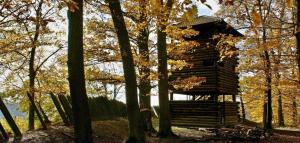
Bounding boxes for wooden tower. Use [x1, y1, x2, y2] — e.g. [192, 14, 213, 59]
[169, 16, 243, 128]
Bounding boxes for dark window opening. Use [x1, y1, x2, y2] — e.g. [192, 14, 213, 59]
[218, 62, 224, 67]
[203, 59, 215, 66]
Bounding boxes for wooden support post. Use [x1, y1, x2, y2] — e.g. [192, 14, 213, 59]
[0, 97, 22, 137]
[37, 103, 51, 124]
[232, 95, 236, 102]
[170, 92, 173, 101]
[58, 94, 74, 124]
[26, 92, 47, 129]
[66, 95, 72, 105]
[223, 95, 226, 125]
[0, 122, 8, 140]
[50, 93, 70, 125]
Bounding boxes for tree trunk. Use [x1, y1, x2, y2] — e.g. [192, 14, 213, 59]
[292, 96, 298, 126]
[28, 0, 43, 130]
[157, 25, 172, 137]
[26, 92, 47, 129]
[0, 97, 21, 137]
[107, 0, 145, 142]
[28, 47, 36, 130]
[67, 0, 93, 142]
[240, 95, 246, 122]
[136, 0, 155, 135]
[156, 0, 174, 137]
[277, 94, 284, 126]
[258, 0, 272, 130]
[295, 0, 300, 126]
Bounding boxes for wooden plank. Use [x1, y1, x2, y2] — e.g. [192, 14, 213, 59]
[58, 94, 74, 125]
[0, 122, 8, 140]
[50, 93, 70, 125]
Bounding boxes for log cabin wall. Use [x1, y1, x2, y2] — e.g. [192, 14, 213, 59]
[169, 16, 242, 96]
[170, 101, 240, 127]
[168, 16, 242, 128]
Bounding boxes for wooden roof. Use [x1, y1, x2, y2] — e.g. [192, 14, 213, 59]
[176, 16, 243, 38]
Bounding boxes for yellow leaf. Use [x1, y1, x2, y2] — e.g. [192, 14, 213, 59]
[65, 0, 79, 12]
[286, 0, 293, 8]
[150, 0, 161, 12]
[183, 5, 198, 22]
[252, 9, 261, 26]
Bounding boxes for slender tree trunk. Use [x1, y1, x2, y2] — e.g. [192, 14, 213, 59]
[26, 92, 47, 129]
[295, 0, 300, 126]
[240, 95, 246, 122]
[157, 0, 174, 137]
[136, 0, 155, 134]
[28, 47, 36, 130]
[0, 97, 22, 136]
[67, 0, 93, 142]
[258, 0, 272, 130]
[28, 0, 43, 130]
[113, 84, 117, 100]
[272, 46, 284, 127]
[157, 26, 172, 137]
[292, 96, 298, 126]
[277, 94, 284, 126]
[107, 0, 145, 142]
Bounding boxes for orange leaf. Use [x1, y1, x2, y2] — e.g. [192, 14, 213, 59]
[66, 1, 79, 12]
[286, 0, 293, 8]
[252, 9, 261, 26]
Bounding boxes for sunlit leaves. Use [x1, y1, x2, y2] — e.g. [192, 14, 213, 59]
[171, 76, 206, 91]
[182, 5, 198, 22]
[252, 9, 261, 26]
[64, 0, 79, 12]
[150, 0, 161, 12]
[286, 0, 293, 8]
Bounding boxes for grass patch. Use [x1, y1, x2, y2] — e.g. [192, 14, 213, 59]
[92, 118, 128, 142]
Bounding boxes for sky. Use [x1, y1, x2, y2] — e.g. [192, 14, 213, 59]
[197, 0, 220, 16]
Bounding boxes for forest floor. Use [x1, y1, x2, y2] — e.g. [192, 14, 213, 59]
[6, 118, 300, 143]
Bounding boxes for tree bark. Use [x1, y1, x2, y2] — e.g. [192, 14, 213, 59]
[240, 95, 246, 122]
[258, 0, 272, 130]
[26, 92, 47, 129]
[107, 0, 145, 142]
[295, 0, 300, 126]
[136, 0, 155, 134]
[67, 0, 93, 142]
[277, 94, 284, 126]
[28, 0, 43, 130]
[0, 97, 21, 137]
[157, 0, 174, 137]
[157, 27, 172, 137]
[28, 47, 36, 130]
